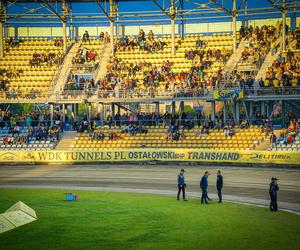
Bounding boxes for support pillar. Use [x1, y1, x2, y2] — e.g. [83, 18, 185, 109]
[0, 21, 3, 58]
[223, 101, 227, 124]
[171, 18, 175, 55]
[88, 103, 92, 124]
[282, 0, 287, 51]
[63, 21, 67, 52]
[62, 0, 68, 53]
[155, 102, 160, 114]
[50, 104, 54, 127]
[291, 3, 297, 31]
[235, 101, 240, 125]
[96, 102, 104, 126]
[0, 1, 4, 58]
[111, 103, 115, 119]
[170, 0, 176, 55]
[267, 101, 272, 119]
[75, 104, 79, 117]
[62, 104, 66, 123]
[232, 0, 237, 52]
[117, 102, 121, 114]
[249, 101, 253, 121]
[179, 0, 184, 38]
[260, 101, 265, 115]
[281, 100, 285, 125]
[110, 0, 115, 56]
[171, 101, 176, 115]
[211, 101, 216, 122]
[179, 101, 184, 113]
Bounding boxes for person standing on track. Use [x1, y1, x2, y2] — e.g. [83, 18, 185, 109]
[177, 168, 187, 201]
[200, 171, 210, 204]
[269, 177, 279, 211]
[216, 170, 223, 203]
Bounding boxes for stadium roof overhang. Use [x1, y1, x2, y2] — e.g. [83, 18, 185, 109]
[1, 0, 300, 26]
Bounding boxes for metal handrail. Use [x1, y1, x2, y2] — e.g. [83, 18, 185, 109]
[1, 86, 300, 102]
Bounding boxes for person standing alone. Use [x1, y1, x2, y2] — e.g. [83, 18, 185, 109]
[216, 170, 223, 203]
[269, 177, 279, 211]
[177, 169, 187, 201]
[200, 171, 210, 204]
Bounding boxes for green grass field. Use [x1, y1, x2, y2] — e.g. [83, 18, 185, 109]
[0, 188, 299, 250]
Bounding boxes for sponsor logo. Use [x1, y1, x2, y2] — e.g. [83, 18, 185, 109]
[0, 152, 18, 161]
[250, 153, 291, 161]
[23, 152, 35, 161]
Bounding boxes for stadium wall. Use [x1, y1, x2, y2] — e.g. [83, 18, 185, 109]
[7, 17, 293, 38]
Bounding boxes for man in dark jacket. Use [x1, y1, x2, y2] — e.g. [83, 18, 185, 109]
[200, 171, 210, 204]
[216, 170, 223, 203]
[177, 169, 187, 201]
[269, 177, 279, 211]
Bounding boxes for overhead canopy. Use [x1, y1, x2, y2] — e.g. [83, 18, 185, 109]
[2, 0, 300, 26]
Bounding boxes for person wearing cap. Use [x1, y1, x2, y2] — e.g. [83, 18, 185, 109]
[200, 171, 210, 204]
[269, 177, 279, 211]
[216, 170, 223, 203]
[177, 169, 187, 201]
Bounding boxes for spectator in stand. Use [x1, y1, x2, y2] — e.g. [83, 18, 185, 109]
[104, 32, 110, 43]
[148, 30, 154, 40]
[82, 31, 90, 42]
[270, 132, 277, 148]
[139, 29, 145, 41]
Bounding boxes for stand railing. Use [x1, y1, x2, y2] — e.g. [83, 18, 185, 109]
[1, 86, 300, 102]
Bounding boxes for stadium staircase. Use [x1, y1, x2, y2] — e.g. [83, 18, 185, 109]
[94, 43, 112, 80]
[50, 42, 80, 98]
[255, 37, 281, 81]
[222, 38, 247, 75]
[255, 136, 271, 150]
[56, 131, 77, 150]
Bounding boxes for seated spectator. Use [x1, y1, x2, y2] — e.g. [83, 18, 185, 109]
[82, 31, 90, 42]
[270, 132, 277, 148]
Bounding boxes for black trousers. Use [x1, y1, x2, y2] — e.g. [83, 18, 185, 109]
[217, 189, 222, 202]
[270, 194, 278, 211]
[201, 188, 208, 204]
[177, 184, 185, 199]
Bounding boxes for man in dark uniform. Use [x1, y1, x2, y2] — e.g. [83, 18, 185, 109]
[216, 170, 223, 203]
[269, 177, 279, 211]
[200, 171, 210, 204]
[177, 169, 187, 201]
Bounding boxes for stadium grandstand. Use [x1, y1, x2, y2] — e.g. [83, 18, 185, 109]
[0, 0, 299, 164]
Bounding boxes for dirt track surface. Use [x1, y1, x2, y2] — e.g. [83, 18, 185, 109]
[0, 164, 299, 211]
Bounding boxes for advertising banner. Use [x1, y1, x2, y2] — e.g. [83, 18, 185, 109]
[213, 89, 244, 101]
[0, 149, 299, 165]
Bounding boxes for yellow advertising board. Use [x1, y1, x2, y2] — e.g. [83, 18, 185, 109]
[213, 90, 244, 101]
[0, 149, 299, 165]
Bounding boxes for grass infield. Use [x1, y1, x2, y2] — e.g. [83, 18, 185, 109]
[0, 188, 299, 250]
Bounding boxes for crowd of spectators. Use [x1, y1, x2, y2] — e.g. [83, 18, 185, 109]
[270, 119, 299, 148]
[72, 47, 97, 64]
[29, 51, 63, 68]
[264, 51, 300, 87]
[0, 111, 62, 146]
[115, 30, 166, 53]
[82, 30, 110, 43]
[6, 37, 22, 48]
[0, 67, 24, 91]
[54, 38, 63, 47]
[240, 25, 279, 68]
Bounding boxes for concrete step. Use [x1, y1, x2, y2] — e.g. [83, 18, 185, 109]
[50, 43, 81, 97]
[223, 38, 247, 75]
[55, 131, 77, 150]
[255, 37, 281, 81]
[94, 44, 112, 81]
